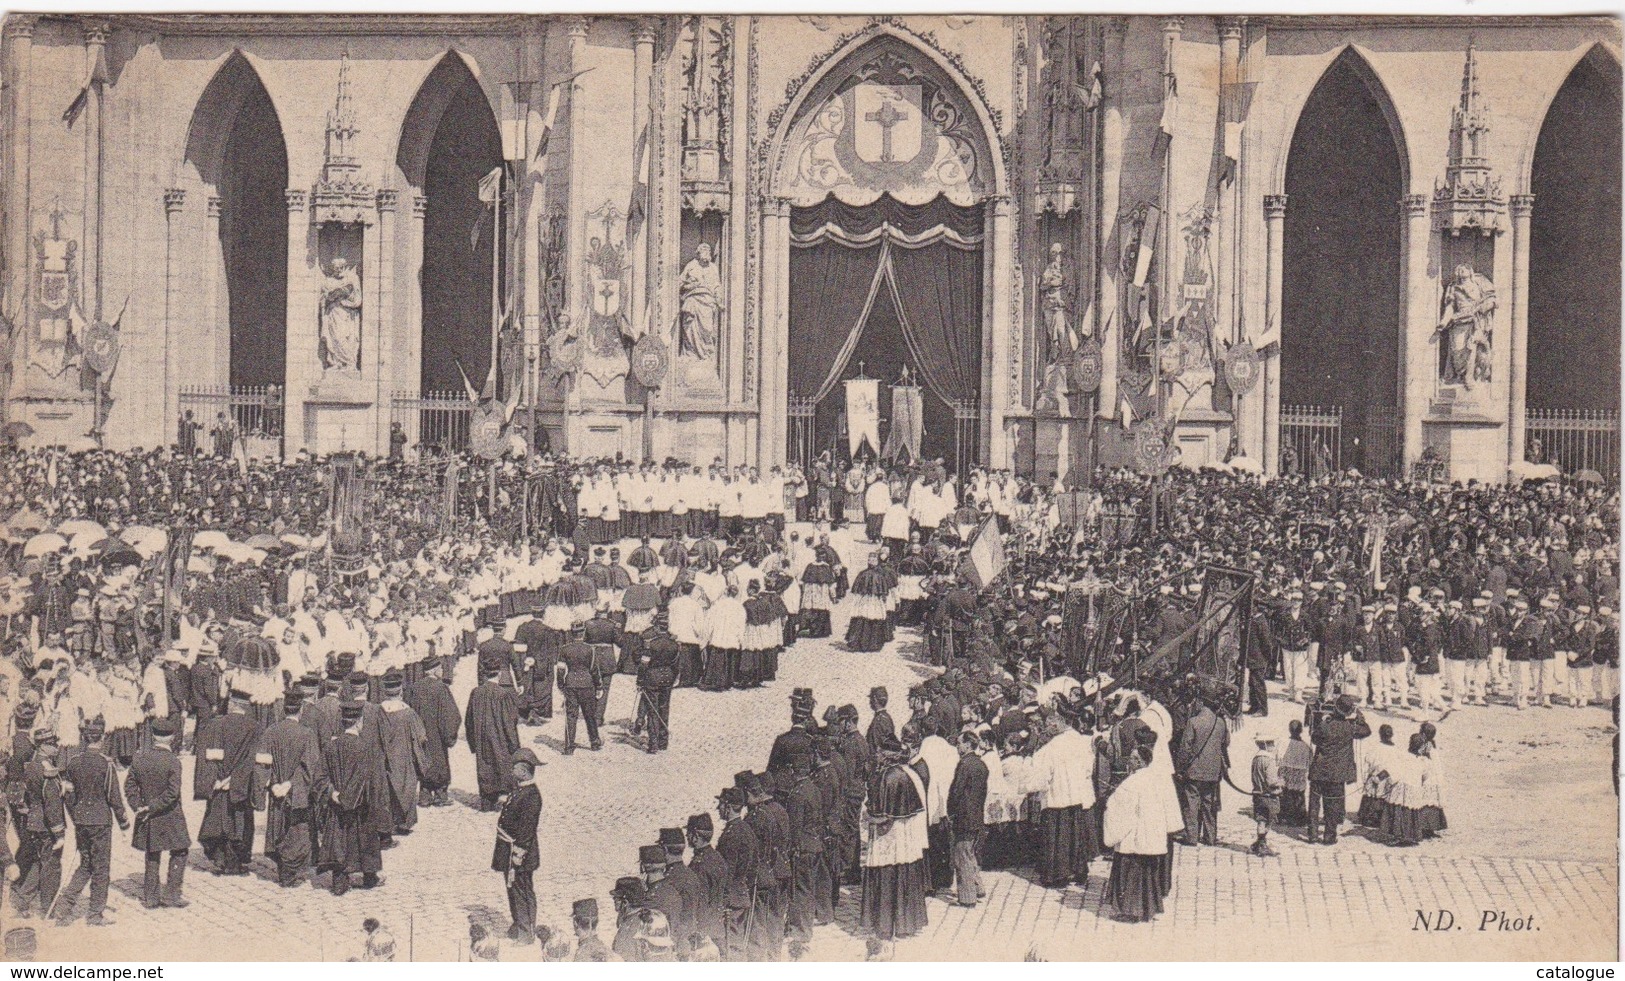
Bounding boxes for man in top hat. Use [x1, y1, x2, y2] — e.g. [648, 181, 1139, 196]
[320, 700, 385, 895]
[14, 728, 65, 920]
[466, 657, 522, 808]
[571, 898, 613, 962]
[493, 748, 544, 944]
[404, 653, 460, 808]
[713, 786, 759, 962]
[685, 813, 728, 952]
[641, 843, 692, 959]
[1306, 694, 1371, 846]
[56, 716, 129, 926]
[193, 688, 263, 876]
[254, 690, 321, 888]
[123, 715, 192, 908]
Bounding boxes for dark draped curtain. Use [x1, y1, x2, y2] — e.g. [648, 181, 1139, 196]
[788, 193, 983, 409]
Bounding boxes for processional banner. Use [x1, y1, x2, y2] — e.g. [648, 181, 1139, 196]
[881, 384, 922, 463]
[845, 377, 880, 458]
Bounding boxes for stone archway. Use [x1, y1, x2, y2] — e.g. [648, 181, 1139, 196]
[184, 52, 290, 393]
[757, 28, 1011, 473]
[1277, 48, 1406, 477]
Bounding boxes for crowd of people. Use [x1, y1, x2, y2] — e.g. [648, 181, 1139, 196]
[0, 436, 1617, 958]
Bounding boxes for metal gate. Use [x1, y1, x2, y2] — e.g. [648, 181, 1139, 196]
[1527, 408, 1620, 483]
[389, 391, 473, 456]
[1361, 405, 1402, 479]
[787, 393, 818, 474]
[178, 384, 285, 459]
[1279, 405, 1341, 476]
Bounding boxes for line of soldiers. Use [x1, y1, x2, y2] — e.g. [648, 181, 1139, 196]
[560, 687, 873, 962]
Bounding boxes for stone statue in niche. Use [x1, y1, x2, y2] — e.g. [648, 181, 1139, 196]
[675, 242, 722, 369]
[1039, 242, 1076, 355]
[1437, 262, 1496, 389]
[319, 257, 362, 372]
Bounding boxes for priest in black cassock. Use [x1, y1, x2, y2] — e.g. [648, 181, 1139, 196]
[465, 658, 521, 811]
[403, 653, 460, 808]
[846, 554, 894, 653]
[193, 689, 264, 876]
[377, 672, 428, 836]
[319, 700, 385, 895]
[860, 732, 929, 949]
[255, 690, 322, 888]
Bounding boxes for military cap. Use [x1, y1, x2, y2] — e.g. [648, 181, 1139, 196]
[755, 771, 777, 795]
[638, 844, 667, 868]
[345, 670, 369, 688]
[283, 690, 305, 713]
[382, 671, 404, 694]
[838, 704, 859, 721]
[80, 715, 107, 740]
[733, 770, 755, 792]
[572, 898, 598, 920]
[687, 813, 714, 835]
[658, 827, 685, 848]
[612, 876, 648, 904]
[32, 728, 59, 747]
[821, 705, 842, 724]
[513, 748, 543, 770]
[298, 671, 321, 689]
[325, 662, 349, 682]
[149, 716, 178, 738]
[868, 685, 887, 700]
[340, 700, 365, 724]
[716, 786, 746, 808]
[13, 701, 38, 725]
[228, 688, 251, 703]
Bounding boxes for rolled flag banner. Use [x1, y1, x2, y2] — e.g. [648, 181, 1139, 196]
[845, 376, 880, 459]
[881, 384, 922, 463]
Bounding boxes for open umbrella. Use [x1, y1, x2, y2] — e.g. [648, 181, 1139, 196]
[56, 519, 105, 539]
[100, 548, 144, 570]
[227, 636, 280, 671]
[68, 529, 107, 555]
[1510, 461, 1561, 482]
[280, 533, 312, 549]
[22, 533, 67, 558]
[192, 530, 231, 552]
[7, 510, 46, 533]
[1575, 469, 1604, 485]
[1230, 456, 1264, 475]
[123, 527, 168, 559]
[245, 533, 284, 552]
[187, 555, 215, 574]
[2, 420, 35, 441]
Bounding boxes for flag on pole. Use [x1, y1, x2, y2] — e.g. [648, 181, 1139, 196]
[1153, 72, 1178, 159]
[1218, 77, 1256, 187]
[469, 166, 504, 252]
[532, 67, 594, 167]
[627, 124, 650, 233]
[963, 516, 1008, 593]
[1132, 207, 1159, 289]
[63, 42, 108, 125]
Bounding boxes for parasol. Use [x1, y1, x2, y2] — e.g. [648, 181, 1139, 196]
[56, 519, 105, 539]
[1510, 460, 1561, 482]
[2, 420, 35, 440]
[100, 548, 144, 570]
[245, 533, 284, 552]
[1229, 456, 1264, 475]
[123, 527, 168, 559]
[187, 555, 214, 574]
[192, 530, 231, 551]
[226, 635, 279, 671]
[22, 533, 67, 558]
[281, 533, 312, 549]
[7, 510, 45, 533]
[69, 529, 107, 555]
[1574, 469, 1604, 485]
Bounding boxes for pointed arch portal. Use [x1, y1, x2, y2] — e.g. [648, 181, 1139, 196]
[397, 53, 503, 396]
[186, 53, 289, 390]
[1280, 49, 1404, 476]
[1528, 46, 1622, 415]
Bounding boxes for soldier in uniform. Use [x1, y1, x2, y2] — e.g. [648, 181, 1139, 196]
[555, 623, 603, 755]
[571, 898, 614, 962]
[56, 717, 129, 926]
[493, 748, 544, 944]
[13, 729, 65, 920]
[641, 843, 692, 959]
[635, 613, 679, 753]
[685, 813, 728, 953]
[657, 826, 704, 953]
[713, 786, 758, 962]
[193, 689, 263, 875]
[781, 752, 829, 957]
[123, 716, 192, 908]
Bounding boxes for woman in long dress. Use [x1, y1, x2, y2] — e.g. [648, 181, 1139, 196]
[1103, 731, 1184, 922]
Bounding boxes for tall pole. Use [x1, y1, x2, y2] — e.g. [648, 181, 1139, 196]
[487, 170, 503, 518]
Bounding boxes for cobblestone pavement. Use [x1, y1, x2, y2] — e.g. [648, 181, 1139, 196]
[13, 603, 1619, 963]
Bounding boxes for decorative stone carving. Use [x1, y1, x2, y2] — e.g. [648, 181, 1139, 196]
[679, 15, 732, 213]
[1437, 262, 1496, 388]
[311, 50, 375, 227]
[1034, 16, 1099, 213]
[1433, 42, 1506, 237]
[580, 202, 633, 387]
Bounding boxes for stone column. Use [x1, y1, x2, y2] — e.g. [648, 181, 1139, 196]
[1159, 16, 1184, 323]
[1097, 17, 1127, 420]
[408, 195, 427, 396]
[759, 195, 790, 467]
[1507, 193, 1534, 467]
[5, 17, 35, 352]
[284, 188, 309, 451]
[1262, 193, 1286, 473]
[1216, 17, 1244, 349]
[630, 19, 656, 336]
[986, 196, 1015, 468]
[1400, 193, 1433, 468]
[205, 195, 225, 385]
[163, 189, 187, 445]
[82, 22, 108, 320]
[374, 188, 398, 454]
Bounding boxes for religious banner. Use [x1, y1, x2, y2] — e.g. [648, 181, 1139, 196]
[83, 320, 120, 377]
[1222, 340, 1260, 396]
[880, 384, 922, 462]
[962, 516, 1007, 592]
[581, 202, 633, 387]
[631, 332, 670, 389]
[1072, 336, 1103, 394]
[845, 377, 880, 459]
[472, 404, 507, 460]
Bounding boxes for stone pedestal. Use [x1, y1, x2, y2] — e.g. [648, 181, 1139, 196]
[1169, 408, 1233, 470]
[303, 375, 375, 456]
[1423, 388, 1507, 484]
[1034, 411, 1092, 488]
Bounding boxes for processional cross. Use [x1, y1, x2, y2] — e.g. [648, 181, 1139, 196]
[865, 99, 909, 163]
